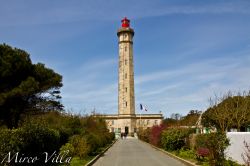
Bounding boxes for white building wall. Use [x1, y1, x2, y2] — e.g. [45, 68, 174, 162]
[226, 132, 250, 164]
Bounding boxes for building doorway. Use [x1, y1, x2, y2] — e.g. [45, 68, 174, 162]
[125, 126, 129, 135]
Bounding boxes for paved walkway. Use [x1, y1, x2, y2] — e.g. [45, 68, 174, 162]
[93, 138, 186, 166]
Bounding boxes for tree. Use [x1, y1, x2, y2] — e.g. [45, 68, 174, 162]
[171, 113, 182, 120]
[163, 117, 178, 127]
[202, 91, 250, 132]
[0, 44, 63, 128]
[179, 110, 201, 126]
[164, 111, 201, 127]
[232, 92, 250, 131]
[202, 93, 234, 132]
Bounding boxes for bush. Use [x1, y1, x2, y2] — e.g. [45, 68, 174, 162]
[178, 148, 196, 160]
[87, 132, 107, 154]
[161, 128, 193, 151]
[101, 132, 115, 146]
[138, 128, 150, 143]
[60, 143, 75, 158]
[197, 147, 210, 158]
[0, 123, 60, 165]
[69, 135, 90, 159]
[19, 123, 61, 155]
[195, 133, 230, 166]
[0, 129, 23, 160]
[224, 159, 242, 166]
[2, 112, 114, 162]
[106, 132, 115, 143]
[149, 124, 166, 147]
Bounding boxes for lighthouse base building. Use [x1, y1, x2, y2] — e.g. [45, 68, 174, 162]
[101, 18, 163, 136]
[103, 114, 163, 136]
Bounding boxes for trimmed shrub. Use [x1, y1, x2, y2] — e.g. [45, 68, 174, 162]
[161, 128, 194, 151]
[195, 133, 230, 166]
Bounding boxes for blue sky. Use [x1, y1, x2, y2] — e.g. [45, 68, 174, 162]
[1, 0, 250, 117]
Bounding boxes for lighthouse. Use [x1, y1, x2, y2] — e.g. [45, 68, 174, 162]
[100, 18, 163, 137]
[117, 17, 135, 116]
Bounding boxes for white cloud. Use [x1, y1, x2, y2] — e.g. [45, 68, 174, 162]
[61, 57, 118, 114]
[61, 51, 250, 117]
[135, 55, 250, 116]
[2, 1, 249, 118]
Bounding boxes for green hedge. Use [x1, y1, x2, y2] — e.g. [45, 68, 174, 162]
[161, 128, 194, 151]
[0, 113, 115, 165]
[0, 123, 60, 165]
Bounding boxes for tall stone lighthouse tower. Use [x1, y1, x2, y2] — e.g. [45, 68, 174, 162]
[101, 18, 163, 137]
[117, 17, 135, 116]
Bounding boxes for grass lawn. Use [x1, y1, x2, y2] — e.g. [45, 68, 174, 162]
[68, 156, 94, 166]
[67, 141, 115, 166]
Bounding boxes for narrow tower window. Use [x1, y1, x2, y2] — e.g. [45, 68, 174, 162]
[125, 46, 127, 51]
[119, 61, 122, 68]
[125, 87, 127, 92]
[125, 73, 127, 79]
[125, 59, 127, 65]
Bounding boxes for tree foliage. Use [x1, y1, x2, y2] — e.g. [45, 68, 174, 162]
[164, 110, 201, 127]
[179, 110, 201, 126]
[0, 123, 61, 165]
[69, 135, 90, 159]
[202, 91, 250, 132]
[0, 44, 63, 128]
[195, 133, 230, 166]
[0, 112, 115, 164]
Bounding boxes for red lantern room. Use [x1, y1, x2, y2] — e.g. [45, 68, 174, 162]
[121, 17, 130, 28]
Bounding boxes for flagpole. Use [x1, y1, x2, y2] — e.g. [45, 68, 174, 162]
[140, 110, 141, 130]
[140, 104, 142, 131]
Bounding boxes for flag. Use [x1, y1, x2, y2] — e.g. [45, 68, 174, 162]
[140, 104, 147, 111]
